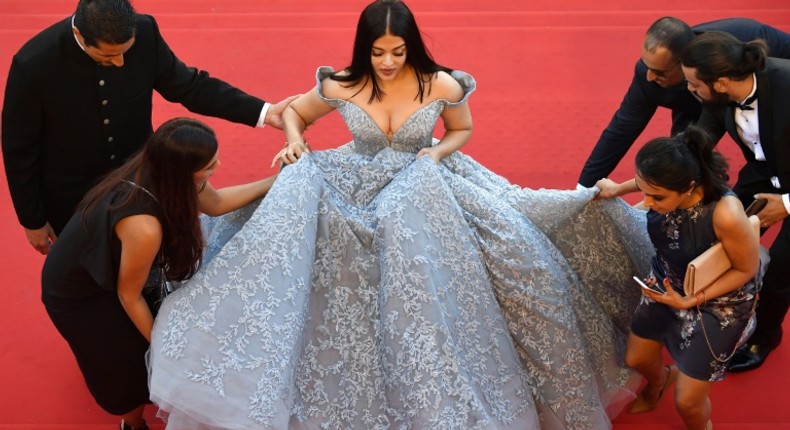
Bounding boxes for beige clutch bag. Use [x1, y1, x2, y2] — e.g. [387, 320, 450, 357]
[683, 215, 760, 296]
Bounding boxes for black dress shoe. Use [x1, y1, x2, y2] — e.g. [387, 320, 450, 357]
[120, 420, 149, 430]
[727, 342, 776, 372]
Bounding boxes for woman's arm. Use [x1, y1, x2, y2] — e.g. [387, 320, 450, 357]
[422, 104, 472, 162]
[115, 214, 163, 343]
[705, 196, 760, 299]
[418, 73, 473, 163]
[198, 175, 277, 217]
[274, 85, 336, 166]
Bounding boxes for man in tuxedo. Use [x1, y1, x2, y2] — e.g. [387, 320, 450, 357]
[578, 16, 790, 188]
[681, 31, 790, 372]
[2, 0, 295, 255]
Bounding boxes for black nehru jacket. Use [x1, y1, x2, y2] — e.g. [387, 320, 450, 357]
[2, 14, 266, 233]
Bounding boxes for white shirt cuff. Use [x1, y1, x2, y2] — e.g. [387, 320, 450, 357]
[782, 193, 790, 215]
[256, 102, 271, 128]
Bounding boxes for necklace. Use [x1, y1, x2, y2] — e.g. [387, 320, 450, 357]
[122, 179, 159, 204]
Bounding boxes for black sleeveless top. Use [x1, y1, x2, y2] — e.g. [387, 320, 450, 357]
[646, 191, 758, 297]
[42, 181, 160, 299]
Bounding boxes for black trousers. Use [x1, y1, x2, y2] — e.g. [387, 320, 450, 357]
[734, 179, 790, 347]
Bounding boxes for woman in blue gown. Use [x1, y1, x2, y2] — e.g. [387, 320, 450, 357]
[148, 1, 653, 429]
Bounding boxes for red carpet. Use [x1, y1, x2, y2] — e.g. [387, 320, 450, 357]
[1, 1, 789, 428]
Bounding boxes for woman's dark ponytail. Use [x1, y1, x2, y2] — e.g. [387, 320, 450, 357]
[680, 126, 729, 204]
[636, 125, 729, 204]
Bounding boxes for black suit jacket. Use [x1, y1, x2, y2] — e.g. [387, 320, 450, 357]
[696, 58, 790, 194]
[578, 18, 790, 187]
[1, 15, 266, 232]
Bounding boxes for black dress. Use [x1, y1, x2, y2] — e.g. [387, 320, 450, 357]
[631, 196, 759, 381]
[41, 181, 160, 414]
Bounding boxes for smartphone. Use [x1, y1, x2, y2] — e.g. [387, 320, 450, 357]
[633, 276, 665, 295]
[745, 198, 767, 216]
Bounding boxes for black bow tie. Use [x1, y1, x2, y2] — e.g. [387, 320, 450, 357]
[730, 93, 758, 110]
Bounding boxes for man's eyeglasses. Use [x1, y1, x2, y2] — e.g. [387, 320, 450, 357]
[640, 59, 679, 78]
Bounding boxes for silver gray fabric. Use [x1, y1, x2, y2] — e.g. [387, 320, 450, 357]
[149, 68, 653, 430]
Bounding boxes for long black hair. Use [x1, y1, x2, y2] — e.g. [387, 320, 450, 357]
[635, 125, 729, 205]
[332, 0, 451, 103]
[80, 118, 218, 281]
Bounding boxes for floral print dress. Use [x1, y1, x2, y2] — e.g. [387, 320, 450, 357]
[631, 195, 760, 381]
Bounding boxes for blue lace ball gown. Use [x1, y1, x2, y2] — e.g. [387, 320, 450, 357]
[148, 68, 653, 430]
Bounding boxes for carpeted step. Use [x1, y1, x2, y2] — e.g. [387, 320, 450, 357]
[4, 0, 790, 14]
[3, 10, 790, 31]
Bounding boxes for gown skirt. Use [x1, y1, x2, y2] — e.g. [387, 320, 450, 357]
[149, 68, 653, 430]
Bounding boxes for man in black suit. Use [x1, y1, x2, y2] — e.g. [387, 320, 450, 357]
[681, 31, 790, 372]
[578, 17, 790, 188]
[2, 0, 295, 255]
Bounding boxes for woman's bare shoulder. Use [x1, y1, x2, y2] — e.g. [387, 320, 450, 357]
[431, 71, 464, 103]
[321, 70, 363, 100]
[713, 195, 749, 233]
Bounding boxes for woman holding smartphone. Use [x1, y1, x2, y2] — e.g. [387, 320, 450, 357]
[597, 125, 762, 430]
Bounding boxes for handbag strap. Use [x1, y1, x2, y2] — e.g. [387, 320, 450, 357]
[696, 263, 761, 364]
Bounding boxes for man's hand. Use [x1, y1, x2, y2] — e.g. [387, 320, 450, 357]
[25, 223, 57, 255]
[754, 193, 789, 229]
[263, 95, 301, 130]
[595, 178, 621, 199]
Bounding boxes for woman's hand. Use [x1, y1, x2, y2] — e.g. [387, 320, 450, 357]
[271, 141, 311, 167]
[416, 147, 443, 163]
[642, 277, 696, 310]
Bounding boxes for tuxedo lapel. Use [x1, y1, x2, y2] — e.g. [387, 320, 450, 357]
[756, 69, 777, 164]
